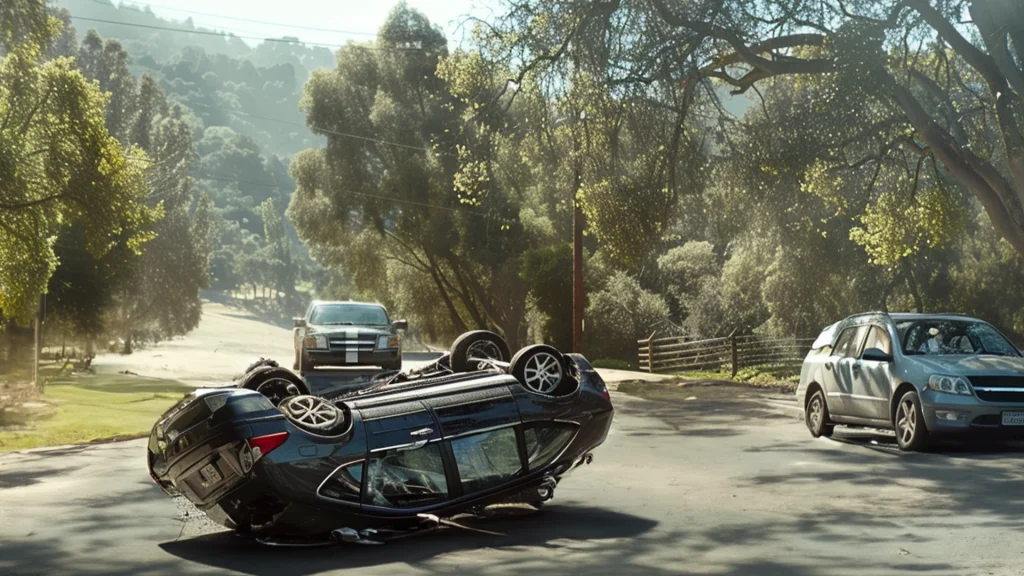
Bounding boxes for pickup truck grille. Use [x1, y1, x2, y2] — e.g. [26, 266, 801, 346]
[968, 376, 1024, 403]
[329, 334, 378, 352]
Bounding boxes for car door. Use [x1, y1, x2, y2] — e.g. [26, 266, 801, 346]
[424, 383, 526, 497]
[360, 401, 452, 511]
[848, 325, 895, 421]
[823, 325, 868, 416]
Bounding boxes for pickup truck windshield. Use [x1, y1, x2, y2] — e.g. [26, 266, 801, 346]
[310, 304, 389, 326]
[897, 320, 1020, 357]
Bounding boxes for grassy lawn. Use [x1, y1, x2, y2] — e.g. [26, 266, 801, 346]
[0, 369, 190, 453]
[672, 365, 800, 392]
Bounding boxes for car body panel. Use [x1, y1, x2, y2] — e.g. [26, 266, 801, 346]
[148, 354, 613, 538]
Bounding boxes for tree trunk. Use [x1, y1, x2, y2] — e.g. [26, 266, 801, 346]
[123, 330, 133, 355]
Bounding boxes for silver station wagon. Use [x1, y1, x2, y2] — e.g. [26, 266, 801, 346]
[797, 312, 1024, 451]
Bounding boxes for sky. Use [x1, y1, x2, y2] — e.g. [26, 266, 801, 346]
[119, 0, 492, 48]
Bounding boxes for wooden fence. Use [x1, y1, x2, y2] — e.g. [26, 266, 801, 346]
[637, 331, 815, 377]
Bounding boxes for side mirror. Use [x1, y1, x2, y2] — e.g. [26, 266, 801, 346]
[391, 320, 408, 332]
[293, 318, 307, 328]
[862, 347, 893, 363]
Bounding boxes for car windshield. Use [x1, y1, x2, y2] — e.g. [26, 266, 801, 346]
[897, 319, 1020, 357]
[310, 304, 389, 326]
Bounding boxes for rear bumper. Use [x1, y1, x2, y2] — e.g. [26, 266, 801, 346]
[306, 348, 400, 367]
[921, 390, 1024, 436]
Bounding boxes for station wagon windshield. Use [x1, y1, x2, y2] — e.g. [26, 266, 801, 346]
[897, 320, 1020, 357]
[310, 304, 389, 326]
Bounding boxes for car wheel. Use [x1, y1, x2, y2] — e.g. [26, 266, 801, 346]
[281, 395, 346, 434]
[894, 391, 930, 452]
[450, 330, 511, 372]
[299, 349, 314, 372]
[805, 389, 834, 438]
[240, 367, 310, 406]
[510, 345, 567, 395]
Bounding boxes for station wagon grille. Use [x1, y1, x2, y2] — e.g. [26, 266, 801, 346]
[968, 376, 1024, 403]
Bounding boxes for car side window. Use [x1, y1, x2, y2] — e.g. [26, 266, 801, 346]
[834, 325, 869, 358]
[450, 427, 522, 493]
[832, 328, 857, 358]
[862, 326, 892, 356]
[363, 444, 448, 508]
[524, 423, 577, 470]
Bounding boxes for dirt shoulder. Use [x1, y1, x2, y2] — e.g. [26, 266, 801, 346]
[616, 377, 797, 405]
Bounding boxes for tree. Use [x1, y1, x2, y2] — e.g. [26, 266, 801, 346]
[289, 3, 533, 347]
[0, 1, 157, 324]
[487, 0, 1024, 259]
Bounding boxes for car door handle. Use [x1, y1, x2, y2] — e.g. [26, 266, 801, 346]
[394, 439, 429, 452]
[409, 428, 433, 438]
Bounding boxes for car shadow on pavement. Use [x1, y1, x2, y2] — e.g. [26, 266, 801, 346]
[159, 505, 660, 576]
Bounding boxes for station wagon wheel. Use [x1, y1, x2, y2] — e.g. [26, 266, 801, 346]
[894, 391, 930, 452]
[804, 388, 834, 438]
[282, 395, 344, 432]
[466, 340, 503, 368]
[510, 345, 567, 395]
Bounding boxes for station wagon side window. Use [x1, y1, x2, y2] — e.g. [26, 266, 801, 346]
[450, 427, 522, 493]
[363, 444, 448, 508]
[524, 423, 577, 471]
[832, 328, 858, 358]
[861, 325, 892, 356]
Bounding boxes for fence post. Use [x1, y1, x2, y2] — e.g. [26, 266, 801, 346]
[647, 331, 657, 373]
[730, 329, 738, 378]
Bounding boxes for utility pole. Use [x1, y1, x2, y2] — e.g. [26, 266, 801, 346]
[572, 111, 585, 354]
[32, 312, 40, 390]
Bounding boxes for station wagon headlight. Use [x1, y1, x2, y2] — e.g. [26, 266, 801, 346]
[927, 375, 973, 396]
[304, 335, 328, 349]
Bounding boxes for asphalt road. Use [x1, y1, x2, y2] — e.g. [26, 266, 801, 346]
[2, 384, 1024, 576]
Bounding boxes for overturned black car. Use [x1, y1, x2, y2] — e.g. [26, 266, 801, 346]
[146, 331, 614, 545]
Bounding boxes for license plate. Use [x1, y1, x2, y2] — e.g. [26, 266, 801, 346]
[199, 463, 222, 487]
[1001, 412, 1024, 426]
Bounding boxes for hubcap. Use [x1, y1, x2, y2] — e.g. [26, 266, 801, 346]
[897, 399, 916, 444]
[523, 352, 562, 394]
[808, 396, 822, 429]
[284, 396, 342, 431]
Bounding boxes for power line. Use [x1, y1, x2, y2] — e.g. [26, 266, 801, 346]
[122, 155, 496, 220]
[180, 100, 431, 152]
[96, 0, 380, 38]
[68, 15, 431, 52]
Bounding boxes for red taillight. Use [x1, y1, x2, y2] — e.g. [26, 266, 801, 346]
[247, 432, 289, 460]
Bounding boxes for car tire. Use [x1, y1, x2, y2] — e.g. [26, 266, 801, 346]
[510, 345, 567, 396]
[299, 349, 314, 372]
[450, 330, 511, 372]
[894, 390, 931, 452]
[805, 388, 834, 438]
[240, 367, 310, 407]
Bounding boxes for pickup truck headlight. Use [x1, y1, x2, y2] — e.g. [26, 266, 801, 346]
[304, 335, 328, 349]
[377, 335, 400, 349]
[927, 375, 973, 396]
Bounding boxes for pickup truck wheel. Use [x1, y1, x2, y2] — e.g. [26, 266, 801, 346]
[894, 391, 931, 452]
[805, 389, 834, 438]
[299, 350, 314, 372]
[450, 331, 510, 372]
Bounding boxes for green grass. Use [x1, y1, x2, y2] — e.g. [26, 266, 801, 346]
[0, 371, 190, 453]
[673, 364, 799, 391]
[591, 358, 633, 370]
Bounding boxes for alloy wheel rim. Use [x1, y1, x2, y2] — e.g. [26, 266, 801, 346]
[257, 377, 300, 405]
[467, 340, 503, 369]
[523, 352, 562, 394]
[809, 396, 822, 429]
[897, 399, 916, 444]
[285, 396, 341, 430]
